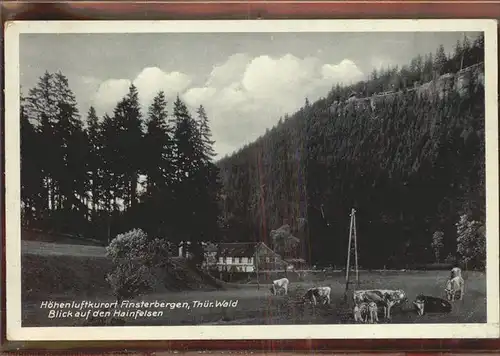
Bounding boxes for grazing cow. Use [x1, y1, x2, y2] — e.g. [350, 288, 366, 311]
[353, 302, 369, 323]
[445, 275, 465, 301]
[367, 301, 379, 324]
[353, 301, 378, 323]
[413, 294, 452, 316]
[354, 289, 407, 319]
[270, 278, 289, 296]
[303, 286, 331, 305]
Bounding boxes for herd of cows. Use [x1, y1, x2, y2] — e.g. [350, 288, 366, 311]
[269, 267, 466, 324]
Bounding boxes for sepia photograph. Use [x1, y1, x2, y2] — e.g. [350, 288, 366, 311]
[4, 19, 499, 341]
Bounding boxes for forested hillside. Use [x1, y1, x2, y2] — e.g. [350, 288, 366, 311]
[218, 34, 486, 269]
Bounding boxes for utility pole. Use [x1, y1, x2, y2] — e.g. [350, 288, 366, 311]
[344, 208, 359, 300]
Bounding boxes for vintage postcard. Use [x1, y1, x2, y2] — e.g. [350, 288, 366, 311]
[4, 19, 499, 341]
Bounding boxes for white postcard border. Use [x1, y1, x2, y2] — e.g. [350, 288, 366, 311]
[4, 19, 499, 341]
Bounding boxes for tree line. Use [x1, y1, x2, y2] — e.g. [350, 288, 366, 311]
[331, 33, 484, 100]
[21, 73, 222, 259]
[218, 33, 486, 269]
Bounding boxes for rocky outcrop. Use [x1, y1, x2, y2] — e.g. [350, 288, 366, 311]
[328, 62, 484, 115]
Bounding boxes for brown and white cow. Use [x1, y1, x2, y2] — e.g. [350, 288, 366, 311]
[270, 277, 289, 296]
[303, 286, 331, 305]
[354, 289, 407, 319]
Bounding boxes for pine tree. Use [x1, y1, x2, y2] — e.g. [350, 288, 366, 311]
[142, 91, 176, 236]
[20, 94, 44, 226]
[145, 91, 173, 194]
[108, 85, 144, 211]
[99, 112, 123, 241]
[23, 71, 89, 233]
[453, 39, 464, 72]
[85, 106, 102, 215]
[195, 105, 216, 164]
[433, 44, 448, 77]
[422, 53, 434, 82]
[172, 95, 198, 181]
[122, 84, 144, 209]
[52, 72, 87, 213]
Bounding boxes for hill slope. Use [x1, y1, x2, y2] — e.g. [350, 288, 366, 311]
[217, 37, 486, 268]
[22, 241, 225, 302]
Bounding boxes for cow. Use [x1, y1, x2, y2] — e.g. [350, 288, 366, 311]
[367, 301, 379, 323]
[270, 277, 289, 296]
[353, 302, 368, 323]
[354, 289, 407, 319]
[451, 267, 462, 279]
[445, 275, 465, 301]
[303, 286, 331, 305]
[353, 301, 379, 323]
[413, 294, 452, 316]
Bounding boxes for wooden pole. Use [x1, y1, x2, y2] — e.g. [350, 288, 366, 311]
[344, 208, 355, 297]
[255, 247, 260, 290]
[353, 209, 359, 287]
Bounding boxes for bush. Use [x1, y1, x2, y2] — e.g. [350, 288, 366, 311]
[431, 230, 444, 262]
[105, 228, 170, 301]
[456, 214, 486, 270]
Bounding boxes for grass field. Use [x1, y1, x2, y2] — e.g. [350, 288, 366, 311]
[22, 267, 486, 327]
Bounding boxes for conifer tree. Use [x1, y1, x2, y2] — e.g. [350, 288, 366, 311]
[433, 44, 448, 76]
[145, 91, 172, 194]
[143, 91, 175, 236]
[85, 106, 102, 215]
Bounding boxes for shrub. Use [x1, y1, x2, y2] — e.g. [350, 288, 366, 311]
[456, 214, 486, 270]
[105, 228, 170, 302]
[431, 230, 444, 263]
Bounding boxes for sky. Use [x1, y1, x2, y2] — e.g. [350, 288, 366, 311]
[20, 31, 480, 159]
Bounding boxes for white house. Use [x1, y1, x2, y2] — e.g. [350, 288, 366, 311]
[216, 242, 287, 273]
[216, 242, 256, 273]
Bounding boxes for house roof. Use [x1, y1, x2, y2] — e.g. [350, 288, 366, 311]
[202, 242, 219, 253]
[285, 258, 307, 263]
[217, 242, 259, 258]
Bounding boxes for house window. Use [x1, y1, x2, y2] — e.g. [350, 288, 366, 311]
[234, 257, 239, 264]
[242, 257, 248, 264]
[249, 257, 254, 264]
[218, 257, 223, 263]
[226, 257, 232, 264]
[266, 257, 270, 263]
[274, 257, 279, 263]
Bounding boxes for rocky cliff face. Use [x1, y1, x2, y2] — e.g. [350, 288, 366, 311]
[328, 62, 484, 116]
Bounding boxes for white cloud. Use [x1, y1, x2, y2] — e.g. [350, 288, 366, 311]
[206, 53, 250, 89]
[89, 55, 365, 158]
[92, 67, 191, 115]
[183, 87, 217, 108]
[93, 78, 131, 115]
[321, 59, 364, 84]
[187, 54, 365, 158]
[133, 67, 191, 105]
